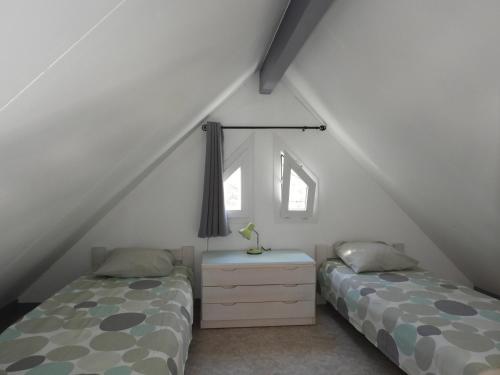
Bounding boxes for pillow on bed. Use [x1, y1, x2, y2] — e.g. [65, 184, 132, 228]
[336, 242, 417, 273]
[94, 247, 175, 277]
[332, 240, 388, 258]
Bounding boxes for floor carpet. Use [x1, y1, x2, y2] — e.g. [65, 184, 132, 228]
[185, 303, 404, 375]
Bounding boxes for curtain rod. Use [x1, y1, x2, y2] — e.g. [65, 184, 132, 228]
[201, 124, 326, 132]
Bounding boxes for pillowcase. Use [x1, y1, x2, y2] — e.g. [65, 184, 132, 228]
[94, 247, 175, 277]
[336, 241, 417, 273]
[332, 240, 388, 258]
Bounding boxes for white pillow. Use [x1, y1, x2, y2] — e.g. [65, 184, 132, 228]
[94, 248, 175, 277]
[332, 240, 387, 257]
[336, 242, 417, 273]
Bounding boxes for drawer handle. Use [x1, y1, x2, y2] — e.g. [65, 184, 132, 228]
[222, 285, 237, 289]
[284, 266, 298, 271]
[283, 284, 298, 288]
[221, 268, 237, 272]
[282, 300, 299, 304]
[221, 303, 237, 306]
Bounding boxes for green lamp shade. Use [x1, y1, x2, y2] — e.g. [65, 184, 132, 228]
[238, 222, 262, 255]
[238, 222, 255, 240]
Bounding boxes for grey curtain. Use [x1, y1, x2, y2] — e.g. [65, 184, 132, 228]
[198, 122, 231, 238]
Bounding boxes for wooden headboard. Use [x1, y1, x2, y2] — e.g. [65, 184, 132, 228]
[91, 246, 195, 272]
[314, 242, 405, 271]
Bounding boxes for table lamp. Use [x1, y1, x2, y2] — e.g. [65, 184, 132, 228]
[238, 223, 269, 255]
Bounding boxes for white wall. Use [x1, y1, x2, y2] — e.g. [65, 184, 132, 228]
[23, 75, 470, 301]
[0, 0, 287, 307]
[286, 0, 500, 295]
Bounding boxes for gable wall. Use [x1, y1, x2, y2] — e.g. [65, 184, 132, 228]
[22, 75, 469, 301]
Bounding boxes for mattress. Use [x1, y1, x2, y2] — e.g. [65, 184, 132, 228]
[319, 258, 500, 375]
[0, 265, 193, 375]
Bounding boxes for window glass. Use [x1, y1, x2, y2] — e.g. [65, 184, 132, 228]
[277, 149, 317, 220]
[224, 167, 242, 211]
[288, 169, 308, 211]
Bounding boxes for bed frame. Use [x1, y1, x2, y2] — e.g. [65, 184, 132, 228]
[91, 246, 195, 272]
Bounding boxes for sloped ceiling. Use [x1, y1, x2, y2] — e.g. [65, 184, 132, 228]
[286, 0, 500, 294]
[0, 0, 287, 307]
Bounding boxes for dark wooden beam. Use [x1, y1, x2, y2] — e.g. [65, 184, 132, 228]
[259, 0, 333, 94]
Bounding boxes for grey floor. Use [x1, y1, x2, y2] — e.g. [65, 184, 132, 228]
[185, 304, 404, 375]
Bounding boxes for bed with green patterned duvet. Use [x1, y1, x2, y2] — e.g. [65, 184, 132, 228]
[319, 258, 500, 375]
[0, 265, 193, 375]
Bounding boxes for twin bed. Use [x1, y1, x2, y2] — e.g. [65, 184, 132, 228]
[1, 243, 499, 375]
[0, 246, 194, 375]
[316, 244, 500, 375]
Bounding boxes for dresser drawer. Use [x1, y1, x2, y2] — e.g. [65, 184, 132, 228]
[203, 284, 314, 303]
[202, 265, 314, 286]
[202, 300, 314, 321]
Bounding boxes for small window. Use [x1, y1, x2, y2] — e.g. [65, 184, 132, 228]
[224, 167, 242, 211]
[279, 151, 317, 220]
[223, 135, 253, 219]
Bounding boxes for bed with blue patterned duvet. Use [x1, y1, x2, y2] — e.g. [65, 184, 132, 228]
[319, 258, 500, 375]
[0, 265, 193, 375]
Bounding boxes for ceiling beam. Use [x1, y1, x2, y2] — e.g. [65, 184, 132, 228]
[259, 0, 333, 94]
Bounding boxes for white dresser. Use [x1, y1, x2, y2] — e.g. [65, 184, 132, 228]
[201, 250, 315, 328]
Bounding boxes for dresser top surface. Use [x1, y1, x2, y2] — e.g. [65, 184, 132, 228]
[202, 250, 314, 266]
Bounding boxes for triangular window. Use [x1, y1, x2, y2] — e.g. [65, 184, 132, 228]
[279, 151, 316, 219]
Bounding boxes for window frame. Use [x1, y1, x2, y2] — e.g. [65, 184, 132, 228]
[223, 135, 253, 220]
[274, 136, 318, 222]
[280, 151, 316, 219]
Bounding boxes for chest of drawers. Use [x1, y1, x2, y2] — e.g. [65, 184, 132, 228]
[201, 250, 315, 328]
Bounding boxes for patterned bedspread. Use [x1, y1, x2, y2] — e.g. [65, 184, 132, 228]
[0, 266, 193, 375]
[319, 259, 500, 375]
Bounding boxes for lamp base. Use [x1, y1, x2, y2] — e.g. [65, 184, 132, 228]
[246, 247, 263, 255]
